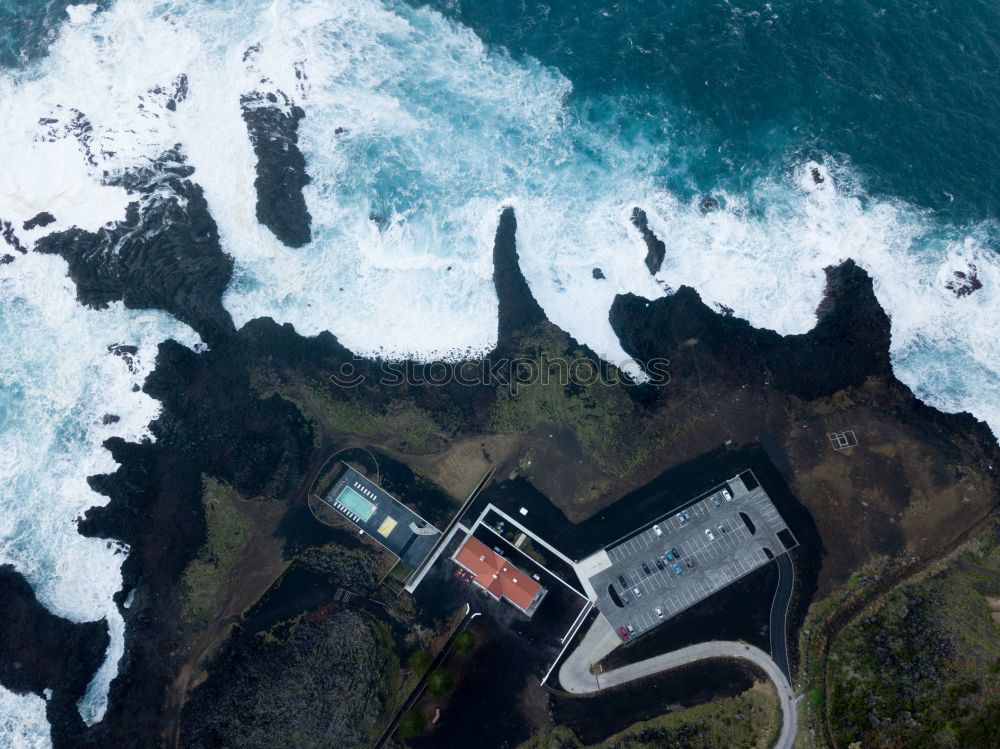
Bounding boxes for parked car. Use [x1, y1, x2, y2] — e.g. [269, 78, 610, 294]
[633, 587, 642, 598]
[618, 574, 628, 587]
[655, 558, 665, 571]
[712, 496, 721, 508]
[722, 487, 733, 501]
[686, 558, 697, 569]
[683, 510, 691, 522]
[655, 607, 664, 619]
[671, 547, 679, 558]
[619, 625, 630, 640]
[627, 623, 636, 636]
[672, 563, 683, 575]
[620, 589, 631, 604]
[642, 562, 652, 576]
[718, 524, 728, 534]
[676, 512, 687, 524]
[665, 549, 674, 561]
[653, 524, 663, 536]
[705, 528, 716, 541]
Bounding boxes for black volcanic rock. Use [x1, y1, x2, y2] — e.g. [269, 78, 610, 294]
[611, 259, 892, 400]
[2, 218, 27, 254]
[34, 158, 234, 344]
[0, 565, 110, 746]
[492, 207, 548, 350]
[107, 344, 139, 374]
[945, 264, 983, 297]
[23, 211, 56, 231]
[241, 90, 312, 248]
[630, 207, 666, 275]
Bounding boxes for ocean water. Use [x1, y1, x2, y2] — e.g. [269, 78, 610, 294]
[0, 0, 998, 744]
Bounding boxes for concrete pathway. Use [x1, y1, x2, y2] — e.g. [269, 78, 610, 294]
[558, 615, 797, 749]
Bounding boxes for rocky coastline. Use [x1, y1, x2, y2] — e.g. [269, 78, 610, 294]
[2, 181, 998, 746]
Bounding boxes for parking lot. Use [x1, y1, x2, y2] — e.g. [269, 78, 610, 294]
[582, 471, 797, 641]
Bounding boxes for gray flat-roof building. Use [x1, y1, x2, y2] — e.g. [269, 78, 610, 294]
[322, 464, 441, 569]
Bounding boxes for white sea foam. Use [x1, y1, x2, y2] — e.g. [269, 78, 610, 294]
[0, 250, 200, 741]
[0, 688, 50, 749]
[1, 1, 999, 741]
[640, 159, 1000, 430]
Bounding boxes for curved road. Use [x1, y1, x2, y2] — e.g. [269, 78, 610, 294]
[769, 553, 795, 679]
[559, 616, 797, 749]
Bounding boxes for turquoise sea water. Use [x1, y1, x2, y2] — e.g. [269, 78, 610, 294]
[0, 1, 998, 744]
[428, 0, 1000, 224]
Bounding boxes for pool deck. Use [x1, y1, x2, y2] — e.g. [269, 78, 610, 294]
[322, 465, 441, 568]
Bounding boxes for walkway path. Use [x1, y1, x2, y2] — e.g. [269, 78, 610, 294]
[558, 615, 797, 749]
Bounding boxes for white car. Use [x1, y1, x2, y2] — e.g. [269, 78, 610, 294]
[722, 487, 733, 501]
[655, 607, 664, 619]
[705, 528, 716, 541]
[653, 524, 663, 537]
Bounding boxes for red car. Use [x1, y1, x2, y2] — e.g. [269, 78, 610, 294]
[618, 626, 630, 641]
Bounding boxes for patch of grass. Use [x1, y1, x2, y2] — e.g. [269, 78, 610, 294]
[181, 475, 251, 626]
[519, 687, 780, 749]
[250, 364, 446, 453]
[825, 523, 1000, 748]
[486, 329, 650, 474]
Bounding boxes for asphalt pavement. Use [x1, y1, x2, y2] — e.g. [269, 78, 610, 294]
[558, 615, 797, 749]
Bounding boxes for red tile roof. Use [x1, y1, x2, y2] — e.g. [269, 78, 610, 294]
[453, 536, 542, 612]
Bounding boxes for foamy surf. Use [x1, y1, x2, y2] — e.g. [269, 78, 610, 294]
[1, 0, 999, 742]
[0, 687, 49, 749]
[0, 250, 201, 741]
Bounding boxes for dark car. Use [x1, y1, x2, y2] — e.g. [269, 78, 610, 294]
[655, 558, 665, 571]
[620, 589, 631, 604]
[618, 574, 628, 587]
[686, 558, 697, 569]
[619, 625, 630, 641]
[671, 548, 679, 558]
[642, 562, 652, 576]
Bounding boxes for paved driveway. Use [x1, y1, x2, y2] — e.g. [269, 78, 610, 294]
[559, 615, 797, 749]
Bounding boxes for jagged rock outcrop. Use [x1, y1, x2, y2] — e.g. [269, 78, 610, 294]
[611, 260, 892, 400]
[630, 207, 666, 275]
[34, 152, 234, 344]
[0, 565, 110, 746]
[181, 611, 392, 748]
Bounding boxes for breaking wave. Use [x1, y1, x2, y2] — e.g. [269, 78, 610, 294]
[0, 0, 998, 743]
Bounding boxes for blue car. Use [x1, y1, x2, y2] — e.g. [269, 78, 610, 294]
[672, 563, 683, 575]
[665, 550, 674, 561]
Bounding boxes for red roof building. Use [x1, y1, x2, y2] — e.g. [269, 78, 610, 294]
[452, 536, 547, 616]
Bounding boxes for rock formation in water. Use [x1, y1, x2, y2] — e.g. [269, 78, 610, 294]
[0, 565, 110, 746]
[34, 150, 234, 344]
[630, 207, 666, 275]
